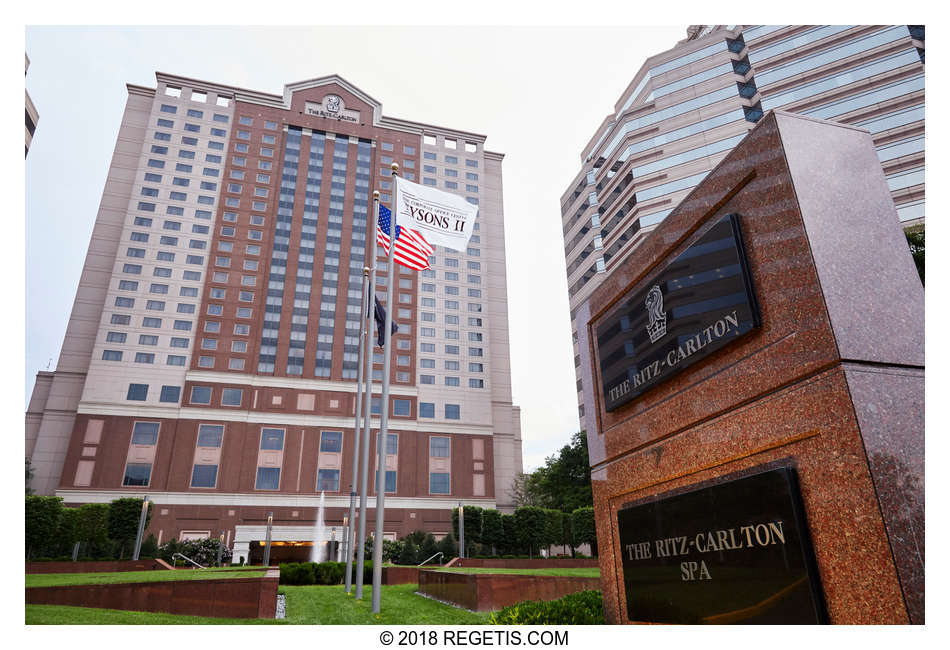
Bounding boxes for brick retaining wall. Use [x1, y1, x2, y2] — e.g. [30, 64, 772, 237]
[26, 569, 279, 618]
[418, 570, 601, 611]
[381, 566, 420, 584]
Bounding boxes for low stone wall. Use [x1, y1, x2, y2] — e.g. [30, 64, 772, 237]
[418, 571, 601, 612]
[25, 559, 171, 574]
[454, 558, 599, 569]
[26, 569, 279, 619]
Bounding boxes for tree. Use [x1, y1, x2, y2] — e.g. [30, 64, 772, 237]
[404, 529, 427, 547]
[398, 539, 418, 565]
[543, 509, 564, 555]
[140, 534, 159, 559]
[501, 514, 518, 554]
[383, 539, 403, 563]
[481, 509, 504, 555]
[906, 228, 924, 284]
[160, 537, 230, 566]
[514, 506, 547, 559]
[571, 507, 597, 557]
[437, 532, 458, 559]
[54, 507, 81, 557]
[530, 432, 593, 514]
[509, 472, 541, 507]
[452, 505, 483, 554]
[107, 498, 152, 558]
[419, 533, 440, 564]
[76, 503, 110, 554]
[561, 514, 576, 556]
[25, 458, 34, 496]
[25, 495, 64, 558]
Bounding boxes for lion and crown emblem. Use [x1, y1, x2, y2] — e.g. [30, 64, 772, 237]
[645, 284, 667, 343]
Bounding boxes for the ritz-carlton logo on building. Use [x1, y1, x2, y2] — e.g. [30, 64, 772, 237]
[305, 94, 359, 123]
[646, 284, 667, 343]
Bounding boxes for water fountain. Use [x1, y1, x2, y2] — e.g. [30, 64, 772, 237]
[310, 491, 328, 562]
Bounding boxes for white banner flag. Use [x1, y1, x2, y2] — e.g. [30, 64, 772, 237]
[393, 175, 478, 252]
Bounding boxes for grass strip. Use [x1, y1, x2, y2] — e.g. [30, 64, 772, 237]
[26, 568, 267, 588]
[431, 567, 600, 577]
[25, 604, 281, 625]
[280, 584, 491, 624]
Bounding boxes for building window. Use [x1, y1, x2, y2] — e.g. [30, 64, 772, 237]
[317, 469, 340, 491]
[430, 436, 450, 457]
[221, 388, 243, 406]
[191, 464, 218, 489]
[122, 421, 159, 486]
[260, 427, 285, 450]
[160, 386, 181, 403]
[126, 384, 148, 401]
[430, 473, 450, 494]
[320, 431, 342, 453]
[256, 467, 280, 490]
[123, 463, 152, 487]
[393, 399, 411, 416]
[445, 404, 461, 420]
[190, 385, 212, 405]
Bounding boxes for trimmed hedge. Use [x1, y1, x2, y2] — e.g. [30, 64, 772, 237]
[489, 590, 605, 625]
[279, 561, 373, 586]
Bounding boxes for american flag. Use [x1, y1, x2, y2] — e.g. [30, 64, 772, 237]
[376, 203, 433, 270]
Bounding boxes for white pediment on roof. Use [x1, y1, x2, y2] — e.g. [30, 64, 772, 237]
[283, 74, 382, 125]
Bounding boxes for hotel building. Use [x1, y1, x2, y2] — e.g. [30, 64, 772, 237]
[26, 72, 522, 559]
[562, 25, 925, 425]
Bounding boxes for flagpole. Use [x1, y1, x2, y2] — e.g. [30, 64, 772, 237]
[344, 262, 370, 594]
[372, 163, 399, 613]
[355, 191, 381, 600]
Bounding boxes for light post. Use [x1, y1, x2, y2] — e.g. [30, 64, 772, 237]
[458, 502, 465, 560]
[263, 512, 274, 567]
[217, 531, 225, 567]
[132, 496, 149, 561]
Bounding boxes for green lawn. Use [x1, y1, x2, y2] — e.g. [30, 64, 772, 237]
[26, 567, 267, 588]
[432, 567, 601, 578]
[26, 583, 491, 625]
[281, 584, 491, 624]
[25, 605, 282, 625]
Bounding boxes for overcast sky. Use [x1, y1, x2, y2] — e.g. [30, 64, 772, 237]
[26, 23, 697, 471]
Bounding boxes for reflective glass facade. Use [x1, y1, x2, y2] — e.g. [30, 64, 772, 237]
[562, 24, 925, 427]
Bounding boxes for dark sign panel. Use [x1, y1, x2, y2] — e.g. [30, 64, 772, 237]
[617, 467, 827, 624]
[595, 213, 760, 411]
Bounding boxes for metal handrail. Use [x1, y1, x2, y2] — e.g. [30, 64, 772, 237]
[418, 551, 444, 567]
[172, 552, 206, 569]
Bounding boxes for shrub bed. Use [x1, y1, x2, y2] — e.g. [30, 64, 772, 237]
[488, 590, 604, 625]
[279, 561, 372, 586]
